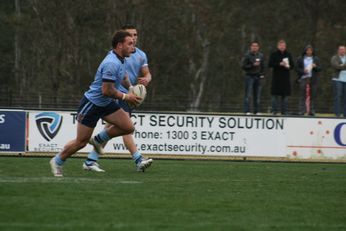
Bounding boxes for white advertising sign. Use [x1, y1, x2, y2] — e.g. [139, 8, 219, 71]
[27, 111, 346, 160]
[285, 118, 346, 159]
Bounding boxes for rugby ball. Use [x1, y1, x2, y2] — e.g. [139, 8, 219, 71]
[128, 84, 147, 107]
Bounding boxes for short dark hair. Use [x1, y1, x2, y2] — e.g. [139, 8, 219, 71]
[250, 40, 260, 46]
[111, 30, 131, 48]
[121, 24, 136, 30]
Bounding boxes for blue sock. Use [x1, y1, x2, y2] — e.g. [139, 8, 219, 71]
[132, 151, 142, 165]
[86, 150, 99, 165]
[54, 153, 65, 166]
[94, 129, 110, 144]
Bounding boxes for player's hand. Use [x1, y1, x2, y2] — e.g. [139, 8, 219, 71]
[125, 92, 142, 106]
[137, 77, 150, 86]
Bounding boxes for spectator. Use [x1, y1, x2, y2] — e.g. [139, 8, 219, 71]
[331, 45, 346, 117]
[295, 45, 322, 116]
[241, 41, 265, 115]
[268, 39, 294, 115]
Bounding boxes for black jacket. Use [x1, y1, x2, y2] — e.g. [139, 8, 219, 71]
[295, 55, 321, 85]
[268, 49, 294, 96]
[241, 51, 265, 76]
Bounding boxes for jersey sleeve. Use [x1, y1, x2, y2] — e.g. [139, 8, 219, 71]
[141, 51, 149, 68]
[101, 62, 117, 82]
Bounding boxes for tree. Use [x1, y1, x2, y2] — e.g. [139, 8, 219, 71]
[1, 0, 346, 113]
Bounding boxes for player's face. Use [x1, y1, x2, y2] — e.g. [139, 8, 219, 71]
[126, 29, 138, 47]
[121, 36, 134, 57]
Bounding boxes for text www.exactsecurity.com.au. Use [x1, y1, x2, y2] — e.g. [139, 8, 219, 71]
[112, 143, 246, 155]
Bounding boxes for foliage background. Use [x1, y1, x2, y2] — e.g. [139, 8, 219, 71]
[1, 0, 346, 113]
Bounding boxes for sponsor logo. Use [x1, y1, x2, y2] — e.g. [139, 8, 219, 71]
[35, 112, 63, 141]
[334, 122, 346, 146]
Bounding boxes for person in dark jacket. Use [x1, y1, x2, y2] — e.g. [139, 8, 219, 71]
[295, 45, 322, 116]
[268, 39, 294, 115]
[241, 41, 265, 115]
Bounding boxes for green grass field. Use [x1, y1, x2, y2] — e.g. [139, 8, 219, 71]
[0, 157, 345, 231]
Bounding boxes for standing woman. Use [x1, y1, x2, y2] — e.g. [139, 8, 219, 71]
[295, 45, 322, 116]
[268, 39, 294, 115]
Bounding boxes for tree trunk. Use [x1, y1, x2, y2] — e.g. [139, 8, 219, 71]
[189, 34, 210, 111]
[14, 0, 21, 94]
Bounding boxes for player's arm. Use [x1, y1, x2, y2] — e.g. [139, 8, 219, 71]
[121, 73, 133, 90]
[137, 66, 152, 87]
[102, 81, 140, 105]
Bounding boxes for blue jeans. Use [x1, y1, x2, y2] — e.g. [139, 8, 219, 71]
[271, 95, 288, 115]
[333, 80, 346, 117]
[244, 75, 262, 113]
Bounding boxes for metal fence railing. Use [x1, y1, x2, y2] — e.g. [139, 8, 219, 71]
[0, 89, 335, 115]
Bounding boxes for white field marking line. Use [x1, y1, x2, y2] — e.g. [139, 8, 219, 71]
[0, 177, 142, 184]
[0, 222, 130, 229]
[1, 221, 344, 229]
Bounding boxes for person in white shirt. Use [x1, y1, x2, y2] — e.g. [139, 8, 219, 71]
[295, 45, 322, 116]
[331, 45, 346, 117]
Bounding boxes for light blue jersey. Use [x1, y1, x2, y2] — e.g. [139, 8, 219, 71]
[118, 47, 148, 93]
[84, 51, 126, 106]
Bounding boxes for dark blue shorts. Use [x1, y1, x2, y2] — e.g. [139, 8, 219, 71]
[76, 96, 121, 128]
[118, 99, 133, 116]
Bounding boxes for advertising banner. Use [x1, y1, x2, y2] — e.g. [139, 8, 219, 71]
[285, 118, 346, 159]
[27, 111, 346, 160]
[0, 110, 26, 152]
[28, 111, 81, 153]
